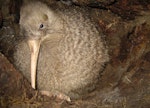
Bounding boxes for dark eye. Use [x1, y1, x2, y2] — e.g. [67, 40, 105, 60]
[39, 24, 44, 29]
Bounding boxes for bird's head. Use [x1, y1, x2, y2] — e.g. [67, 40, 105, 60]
[19, 2, 61, 89]
[20, 2, 56, 40]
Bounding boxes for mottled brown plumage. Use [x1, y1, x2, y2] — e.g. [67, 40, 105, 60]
[13, 1, 109, 100]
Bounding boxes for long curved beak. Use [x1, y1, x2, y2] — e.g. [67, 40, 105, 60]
[28, 39, 41, 89]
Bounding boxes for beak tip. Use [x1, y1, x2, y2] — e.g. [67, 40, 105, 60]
[31, 84, 36, 89]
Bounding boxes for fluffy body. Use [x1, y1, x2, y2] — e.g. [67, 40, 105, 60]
[14, 2, 109, 99]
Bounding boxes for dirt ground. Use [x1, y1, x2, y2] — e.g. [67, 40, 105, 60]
[0, 0, 150, 108]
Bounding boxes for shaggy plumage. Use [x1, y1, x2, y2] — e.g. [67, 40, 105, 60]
[14, 1, 109, 100]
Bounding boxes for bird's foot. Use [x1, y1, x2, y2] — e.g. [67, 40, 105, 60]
[40, 90, 71, 102]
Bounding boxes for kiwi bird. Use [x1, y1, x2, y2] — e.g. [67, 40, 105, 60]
[13, 1, 109, 101]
